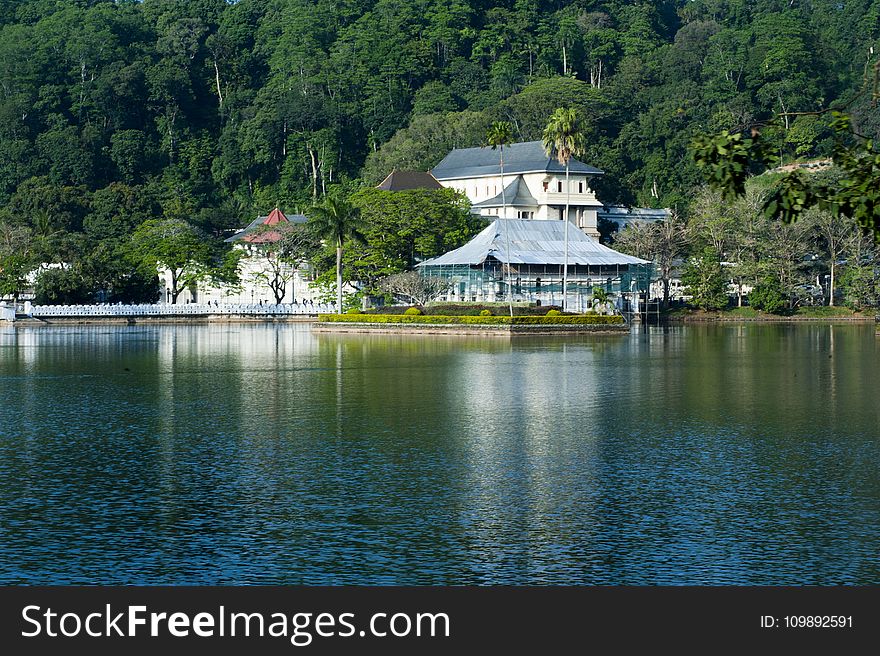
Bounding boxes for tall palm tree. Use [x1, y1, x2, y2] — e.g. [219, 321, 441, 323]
[542, 107, 587, 312]
[307, 195, 366, 313]
[487, 120, 515, 317]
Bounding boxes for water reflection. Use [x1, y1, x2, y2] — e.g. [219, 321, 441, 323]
[0, 323, 878, 584]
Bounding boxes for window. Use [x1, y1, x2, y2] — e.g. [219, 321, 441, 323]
[517, 211, 533, 219]
[557, 180, 563, 193]
[543, 181, 549, 191]
[578, 181, 584, 193]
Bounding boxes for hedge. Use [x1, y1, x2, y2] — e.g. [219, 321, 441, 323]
[318, 314, 625, 325]
[364, 304, 564, 316]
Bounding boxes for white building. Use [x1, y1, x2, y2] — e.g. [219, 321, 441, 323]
[431, 141, 673, 241]
[597, 206, 670, 231]
[431, 140, 606, 237]
[161, 208, 318, 305]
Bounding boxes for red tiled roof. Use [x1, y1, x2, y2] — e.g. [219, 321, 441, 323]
[262, 207, 287, 226]
[225, 208, 308, 244]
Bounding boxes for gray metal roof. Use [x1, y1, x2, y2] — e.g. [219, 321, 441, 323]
[472, 175, 539, 208]
[418, 219, 650, 267]
[431, 141, 604, 180]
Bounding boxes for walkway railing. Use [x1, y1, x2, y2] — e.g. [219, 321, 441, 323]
[28, 302, 335, 318]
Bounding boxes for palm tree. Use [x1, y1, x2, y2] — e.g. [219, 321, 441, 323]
[307, 195, 366, 313]
[487, 120, 515, 317]
[542, 107, 587, 312]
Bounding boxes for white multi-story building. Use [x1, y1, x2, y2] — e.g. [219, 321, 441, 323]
[431, 140, 606, 237]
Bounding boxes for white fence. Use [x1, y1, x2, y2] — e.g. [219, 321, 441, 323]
[29, 302, 335, 318]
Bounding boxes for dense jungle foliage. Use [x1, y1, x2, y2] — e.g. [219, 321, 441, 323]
[0, 0, 878, 305]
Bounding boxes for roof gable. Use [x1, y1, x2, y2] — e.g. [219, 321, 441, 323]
[377, 170, 443, 190]
[225, 208, 309, 244]
[472, 176, 538, 208]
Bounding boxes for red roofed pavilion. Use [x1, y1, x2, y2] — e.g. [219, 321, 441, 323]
[225, 208, 309, 245]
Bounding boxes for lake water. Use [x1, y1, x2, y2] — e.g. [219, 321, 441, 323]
[0, 323, 878, 585]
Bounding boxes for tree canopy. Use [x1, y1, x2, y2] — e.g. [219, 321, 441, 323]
[0, 0, 877, 304]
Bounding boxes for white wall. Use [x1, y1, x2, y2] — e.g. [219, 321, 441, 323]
[441, 172, 603, 236]
[160, 251, 318, 305]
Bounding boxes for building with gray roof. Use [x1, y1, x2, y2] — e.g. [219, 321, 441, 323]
[418, 219, 651, 309]
[431, 140, 606, 237]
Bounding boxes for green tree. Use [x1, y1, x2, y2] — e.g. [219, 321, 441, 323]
[378, 271, 449, 306]
[839, 221, 879, 310]
[502, 77, 609, 141]
[688, 187, 734, 257]
[805, 207, 855, 307]
[308, 194, 366, 313]
[84, 183, 160, 241]
[33, 266, 93, 305]
[692, 110, 880, 239]
[749, 277, 786, 314]
[344, 187, 481, 295]
[79, 240, 159, 304]
[360, 111, 492, 184]
[726, 189, 766, 307]
[0, 222, 34, 303]
[128, 218, 211, 304]
[761, 218, 812, 309]
[682, 246, 729, 311]
[542, 107, 587, 311]
[614, 214, 690, 309]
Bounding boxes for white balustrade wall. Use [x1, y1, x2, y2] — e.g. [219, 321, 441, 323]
[29, 303, 335, 318]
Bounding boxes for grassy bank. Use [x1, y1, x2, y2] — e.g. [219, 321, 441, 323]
[665, 306, 876, 321]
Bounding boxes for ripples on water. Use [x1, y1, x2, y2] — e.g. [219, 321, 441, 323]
[0, 324, 878, 585]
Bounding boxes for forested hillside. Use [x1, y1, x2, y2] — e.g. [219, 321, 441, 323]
[0, 0, 878, 303]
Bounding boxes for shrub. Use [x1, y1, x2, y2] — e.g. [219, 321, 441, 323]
[682, 247, 729, 311]
[840, 267, 877, 311]
[479, 309, 492, 316]
[546, 309, 562, 316]
[592, 288, 610, 304]
[425, 304, 563, 316]
[403, 307, 422, 315]
[34, 268, 94, 305]
[318, 314, 625, 325]
[346, 307, 362, 314]
[749, 279, 786, 314]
